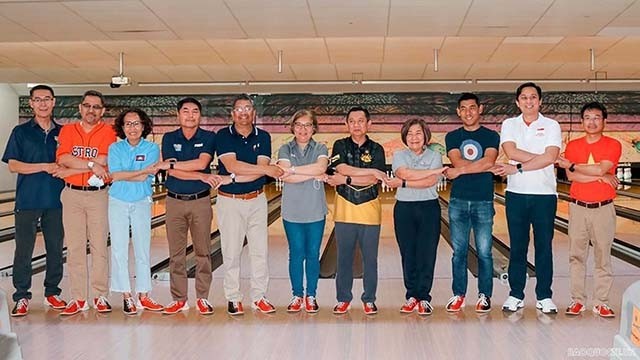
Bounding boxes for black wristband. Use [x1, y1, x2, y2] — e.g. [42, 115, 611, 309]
[569, 163, 576, 172]
[402, 179, 407, 188]
[516, 163, 523, 174]
[346, 176, 352, 185]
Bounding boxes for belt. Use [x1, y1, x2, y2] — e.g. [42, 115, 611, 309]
[66, 183, 108, 191]
[217, 188, 264, 200]
[167, 189, 210, 201]
[569, 198, 613, 209]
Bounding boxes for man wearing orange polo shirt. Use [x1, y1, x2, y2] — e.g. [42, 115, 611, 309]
[557, 101, 621, 318]
[54, 90, 117, 316]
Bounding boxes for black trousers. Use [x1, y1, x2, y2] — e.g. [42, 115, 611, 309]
[13, 208, 64, 301]
[393, 200, 441, 302]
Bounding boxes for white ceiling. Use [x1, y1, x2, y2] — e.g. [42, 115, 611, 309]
[1, 0, 640, 95]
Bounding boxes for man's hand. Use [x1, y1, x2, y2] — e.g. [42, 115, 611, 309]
[556, 156, 571, 169]
[598, 173, 619, 188]
[51, 166, 77, 179]
[384, 177, 403, 189]
[326, 173, 346, 187]
[264, 164, 285, 178]
[91, 162, 109, 180]
[199, 174, 222, 188]
[491, 163, 517, 176]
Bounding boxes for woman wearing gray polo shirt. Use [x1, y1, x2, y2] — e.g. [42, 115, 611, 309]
[387, 119, 446, 316]
[277, 109, 329, 313]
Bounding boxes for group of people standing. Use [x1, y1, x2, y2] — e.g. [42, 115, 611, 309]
[3, 82, 621, 319]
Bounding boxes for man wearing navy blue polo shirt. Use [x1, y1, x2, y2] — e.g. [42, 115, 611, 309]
[158, 97, 220, 315]
[2, 84, 67, 316]
[216, 94, 284, 315]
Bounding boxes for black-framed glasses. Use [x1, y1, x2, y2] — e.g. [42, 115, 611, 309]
[124, 121, 142, 128]
[81, 103, 104, 111]
[294, 122, 314, 129]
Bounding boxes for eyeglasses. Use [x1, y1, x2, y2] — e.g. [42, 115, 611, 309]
[81, 103, 104, 111]
[31, 97, 53, 104]
[233, 105, 254, 113]
[124, 121, 142, 128]
[294, 122, 314, 129]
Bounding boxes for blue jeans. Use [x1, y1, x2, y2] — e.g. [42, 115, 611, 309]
[108, 196, 153, 294]
[448, 198, 495, 297]
[283, 218, 325, 297]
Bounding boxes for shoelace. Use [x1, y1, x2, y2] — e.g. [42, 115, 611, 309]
[420, 301, 432, 311]
[306, 297, 317, 307]
[141, 296, 160, 306]
[405, 298, 417, 307]
[478, 295, 489, 307]
[199, 299, 213, 308]
[96, 296, 109, 307]
[290, 297, 303, 306]
[17, 298, 28, 308]
[364, 302, 375, 309]
[124, 298, 136, 310]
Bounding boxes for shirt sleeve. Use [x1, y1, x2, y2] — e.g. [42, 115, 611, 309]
[371, 143, 387, 172]
[107, 143, 123, 172]
[488, 129, 500, 150]
[545, 120, 562, 149]
[604, 138, 622, 171]
[1, 128, 20, 163]
[317, 143, 329, 159]
[56, 125, 73, 160]
[202, 131, 216, 157]
[391, 151, 406, 172]
[161, 132, 176, 160]
[330, 139, 347, 166]
[258, 131, 271, 159]
[277, 144, 290, 163]
[499, 118, 515, 145]
[564, 140, 577, 163]
[445, 131, 458, 153]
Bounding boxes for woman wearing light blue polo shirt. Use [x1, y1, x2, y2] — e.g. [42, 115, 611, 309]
[387, 119, 446, 316]
[277, 109, 329, 313]
[108, 108, 163, 315]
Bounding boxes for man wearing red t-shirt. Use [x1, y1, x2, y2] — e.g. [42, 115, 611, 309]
[557, 101, 621, 318]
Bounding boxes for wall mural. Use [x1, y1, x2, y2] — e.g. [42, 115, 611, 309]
[19, 92, 640, 163]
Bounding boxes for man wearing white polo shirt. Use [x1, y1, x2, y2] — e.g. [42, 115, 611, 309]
[492, 82, 561, 314]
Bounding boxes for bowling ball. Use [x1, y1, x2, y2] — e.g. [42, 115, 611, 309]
[633, 139, 640, 153]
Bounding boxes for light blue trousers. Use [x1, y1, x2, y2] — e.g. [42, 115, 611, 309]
[108, 196, 153, 294]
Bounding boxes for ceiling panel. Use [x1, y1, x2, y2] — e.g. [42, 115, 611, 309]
[507, 63, 563, 79]
[466, 62, 517, 78]
[439, 37, 503, 63]
[596, 63, 640, 78]
[226, 1, 315, 38]
[142, 0, 246, 39]
[289, 64, 337, 80]
[309, 0, 389, 37]
[0, 68, 39, 82]
[388, 0, 470, 36]
[380, 63, 426, 79]
[383, 37, 444, 63]
[265, 38, 330, 64]
[597, 37, 640, 63]
[154, 65, 213, 82]
[539, 37, 621, 62]
[0, 14, 41, 41]
[548, 63, 593, 78]
[207, 39, 275, 65]
[150, 40, 225, 65]
[0, 43, 73, 67]
[63, 0, 169, 33]
[199, 64, 252, 81]
[335, 63, 381, 80]
[325, 37, 383, 63]
[0, 2, 108, 41]
[92, 40, 173, 65]
[489, 37, 561, 62]
[422, 63, 471, 79]
[244, 64, 297, 81]
[126, 66, 172, 82]
[36, 41, 115, 67]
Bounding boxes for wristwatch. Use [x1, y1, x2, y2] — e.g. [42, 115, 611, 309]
[169, 159, 176, 170]
[402, 179, 407, 188]
[230, 173, 236, 184]
[345, 176, 352, 185]
[516, 163, 523, 174]
[87, 161, 94, 169]
[569, 163, 576, 172]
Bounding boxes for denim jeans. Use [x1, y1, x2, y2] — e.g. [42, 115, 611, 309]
[448, 198, 495, 297]
[505, 191, 557, 300]
[108, 196, 153, 294]
[282, 218, 325, 297]
[13, 208, 64, 301]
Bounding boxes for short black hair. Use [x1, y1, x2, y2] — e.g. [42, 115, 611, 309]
[345, 106, 370, 122]
[113, 108, 153, 140]
[457, 92, 479, 107]
[81, 90, 105, 106]
[29, 84, 54, 98]
[580, 101, 608, 120]
[516, 82, 542, 99]
[177, 97, 202, 111]
[231, 94, 254, 108]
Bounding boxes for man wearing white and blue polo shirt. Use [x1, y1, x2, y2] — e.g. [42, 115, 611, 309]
[216, 94, 284, 315]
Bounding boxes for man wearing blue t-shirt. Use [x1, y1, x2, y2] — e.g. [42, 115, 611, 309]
[444, 93, 499, 313]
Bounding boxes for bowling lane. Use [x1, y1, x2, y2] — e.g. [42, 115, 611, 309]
[556, 182, 640, 212]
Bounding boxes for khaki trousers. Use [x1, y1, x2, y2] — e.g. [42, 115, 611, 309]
[216, 192, 269, 302]
[165, 196, 212, 301]
[568, 202, 616, 304]
[61, 187, 109, 301]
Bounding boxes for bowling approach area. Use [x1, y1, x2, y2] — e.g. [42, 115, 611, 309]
[0, 181, 639, 360]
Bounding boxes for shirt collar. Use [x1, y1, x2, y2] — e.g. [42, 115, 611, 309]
[287, 138, 316, 152]
[228, 124, 258, 138]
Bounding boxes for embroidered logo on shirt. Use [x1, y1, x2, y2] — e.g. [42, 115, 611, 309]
[135, 154, 146, 161]
[253, 143, 260, 152]
[71, 146, 98, 158]
[194, 143, 203, 148]
[360, 150, 372, 163]
[535, 127, 545, 137]
[173, 144, 182, 151]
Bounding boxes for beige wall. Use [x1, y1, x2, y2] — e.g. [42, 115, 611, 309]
[0, 84, 18, 191]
